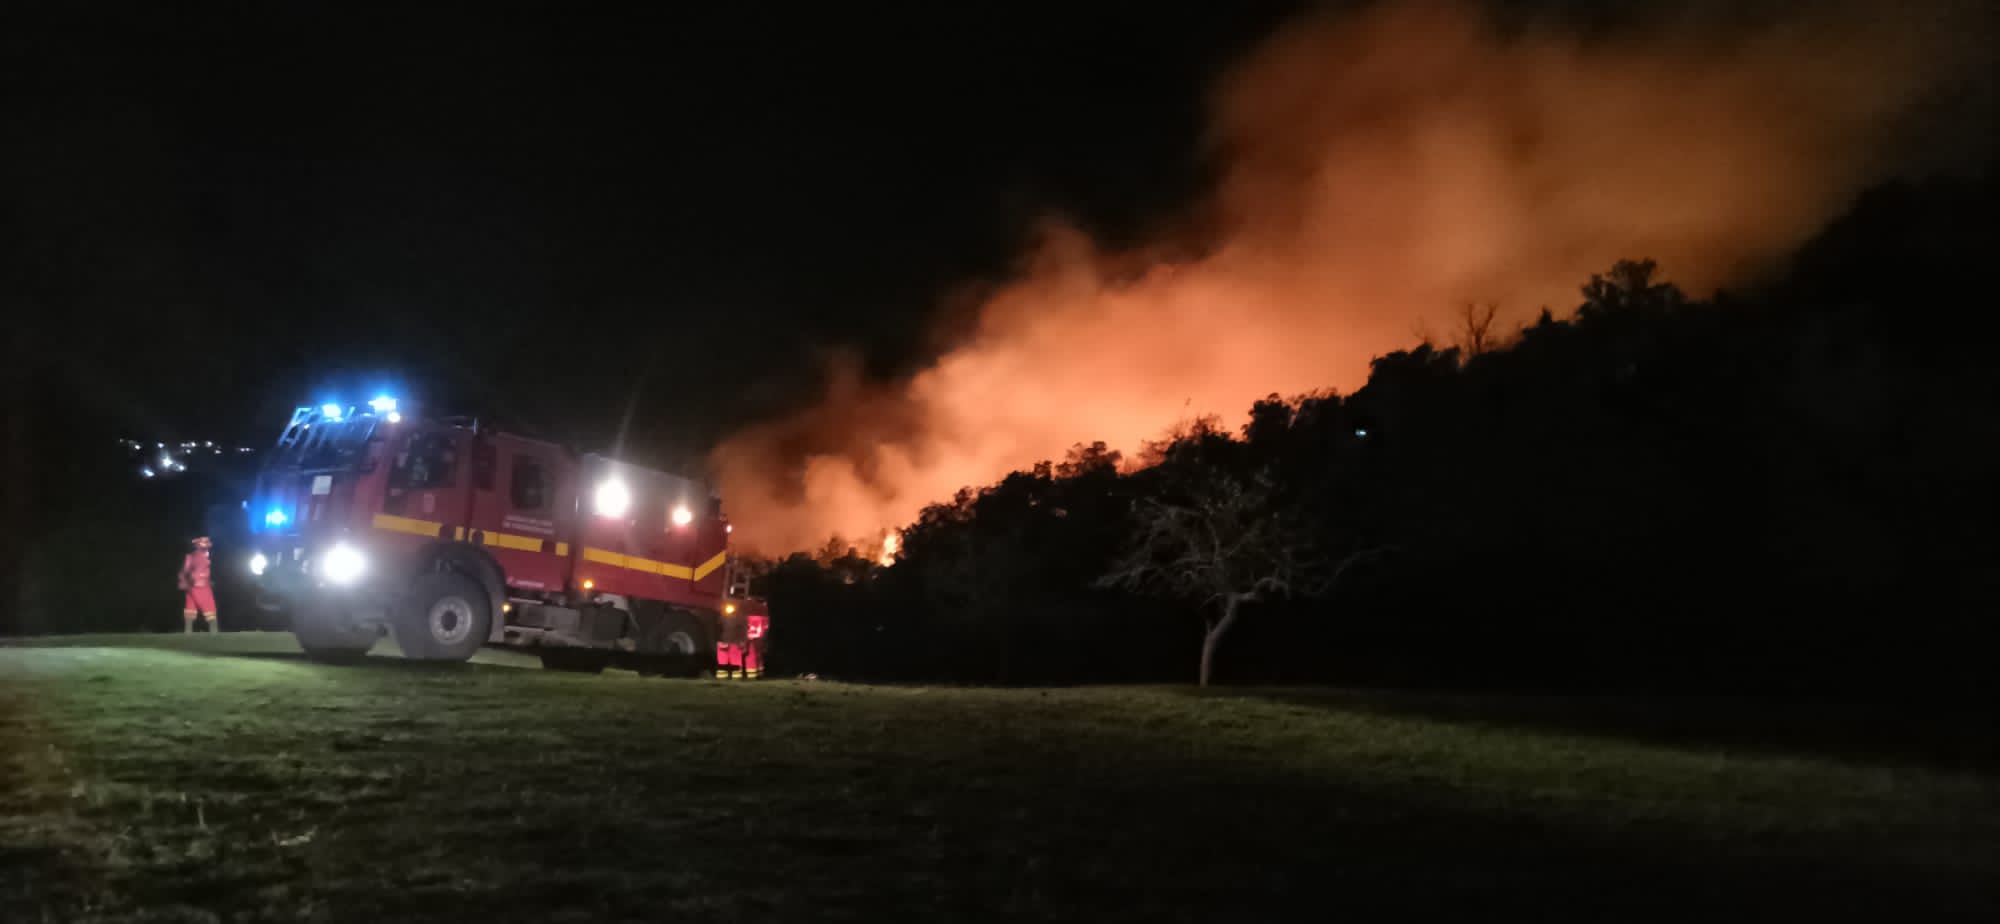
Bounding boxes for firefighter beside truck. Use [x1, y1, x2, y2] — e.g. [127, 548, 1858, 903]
[243, 398, 767, 674]
[178, 536, 218, 633]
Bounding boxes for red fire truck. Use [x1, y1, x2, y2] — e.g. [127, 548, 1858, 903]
[245, 399, 764, 675]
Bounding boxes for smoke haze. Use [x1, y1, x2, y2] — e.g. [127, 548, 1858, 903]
[715, 0, 1991, 554]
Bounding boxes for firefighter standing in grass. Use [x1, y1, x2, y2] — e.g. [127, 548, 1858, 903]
[178, 536, 218, 633]
[716, 603, 751, 678]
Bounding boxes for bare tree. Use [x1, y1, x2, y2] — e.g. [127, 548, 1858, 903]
[1457, 302, 1501, 359]
[1098, 466, 1372, 687]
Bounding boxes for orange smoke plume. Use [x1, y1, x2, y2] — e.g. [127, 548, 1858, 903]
[715, 0, 1991, 554]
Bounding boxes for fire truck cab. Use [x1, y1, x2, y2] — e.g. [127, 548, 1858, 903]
[245, 400, 764, 674]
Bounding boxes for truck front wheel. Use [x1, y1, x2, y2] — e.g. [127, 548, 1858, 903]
[292, 599, 379, 663]
[395, 570, 491, 662]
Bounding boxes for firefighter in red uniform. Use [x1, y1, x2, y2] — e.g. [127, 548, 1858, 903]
[714, 602, 767, 679]
[178, 536, 217, 633]
[715, 603, 746, 678]
[744, 612, 767, 678]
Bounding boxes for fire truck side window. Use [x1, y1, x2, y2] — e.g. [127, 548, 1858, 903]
[390, 433, 458, 492]
[510, 456, 549, 511]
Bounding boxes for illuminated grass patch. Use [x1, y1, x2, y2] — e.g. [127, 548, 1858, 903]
[3, 634, 1993, 921]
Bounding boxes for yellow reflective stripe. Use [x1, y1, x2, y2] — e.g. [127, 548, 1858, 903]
[579, 546, 695, 579]
[482, 530, 543, 552]
[692, 551, 728, 581]
[581, 546, 628, 567]
[373, 513, 444, 538]
[370, 516, 556, 554]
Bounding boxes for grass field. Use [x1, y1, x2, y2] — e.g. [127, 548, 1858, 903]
[3, 633, 1994, 922]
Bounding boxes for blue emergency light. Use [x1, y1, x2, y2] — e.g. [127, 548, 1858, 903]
[265, 508, 289, 528]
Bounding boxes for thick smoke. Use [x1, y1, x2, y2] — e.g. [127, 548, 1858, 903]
[715, 0, 1989, 554]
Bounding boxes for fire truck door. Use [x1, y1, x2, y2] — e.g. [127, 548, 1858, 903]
[379, 428, 470, 536]
[466, 439, 568, 592]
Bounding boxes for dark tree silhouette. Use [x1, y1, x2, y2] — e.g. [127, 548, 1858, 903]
[1457, 301, 1504, 359]
[1576, 258, 1684, 320]
[1099, 463, 1369, 686]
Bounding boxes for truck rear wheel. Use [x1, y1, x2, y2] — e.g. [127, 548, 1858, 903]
[394, 570, 491, 662]
[291, 600, 378, 663]
[636, 607, 712, 678]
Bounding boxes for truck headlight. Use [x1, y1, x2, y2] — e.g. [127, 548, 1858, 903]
[320, 543, 366, 585]
[248, 552, 269, 576]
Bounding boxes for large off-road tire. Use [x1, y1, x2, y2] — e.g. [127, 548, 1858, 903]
[539, 648, 612, 673]
[635, 607, 712, 678]
[394, 570, 492, 662]
[291, 599, 378, 663]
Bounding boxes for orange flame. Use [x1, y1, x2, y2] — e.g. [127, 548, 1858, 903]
[715, 1, 1991, 554]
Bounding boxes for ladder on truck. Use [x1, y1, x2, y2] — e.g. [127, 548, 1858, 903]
[273, 407, 320, 453]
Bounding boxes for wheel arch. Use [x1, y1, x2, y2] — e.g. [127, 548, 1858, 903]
[685, 605, 723, 670]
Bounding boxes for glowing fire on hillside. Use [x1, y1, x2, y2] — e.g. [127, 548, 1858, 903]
[714, 0, 1991, 555]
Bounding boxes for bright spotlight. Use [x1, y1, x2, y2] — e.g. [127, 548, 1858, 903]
[248, 553, 269, 576]
[321, 403, 344, 420]
[386, 411, 402, 424]
[594, 479, 632, 517]
[671, 505, 693, 527]
[319, 543, 366, 585]
[368, 396, 398, 413]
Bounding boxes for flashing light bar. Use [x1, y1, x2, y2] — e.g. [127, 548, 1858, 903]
[308, 396, 399, 424]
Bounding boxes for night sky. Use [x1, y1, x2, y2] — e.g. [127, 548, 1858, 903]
[8, 2, 1305, 463]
